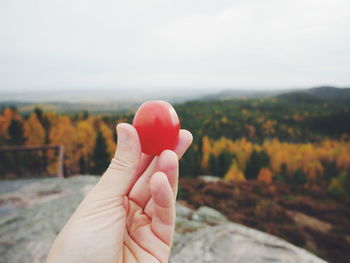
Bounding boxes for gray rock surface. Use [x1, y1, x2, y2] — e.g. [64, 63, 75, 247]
[191, 206, 227, 224]
[0, 176, 327, 263]
[171, 223, 326, 263]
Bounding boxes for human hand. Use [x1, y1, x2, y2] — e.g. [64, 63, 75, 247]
[46, 123, 193, 263]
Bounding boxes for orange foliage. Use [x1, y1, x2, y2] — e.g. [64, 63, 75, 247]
[258, 168, 273, 184]
[49, 116, 77, 173]
[207, 136, 350, 184]
[24, 113, 45, 145]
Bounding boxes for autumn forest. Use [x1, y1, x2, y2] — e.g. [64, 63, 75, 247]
[1, 88, 350, 262]
[1, 90, 349, 197]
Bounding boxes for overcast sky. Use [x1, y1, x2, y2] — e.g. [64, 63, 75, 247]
[0, 0, 349, 92]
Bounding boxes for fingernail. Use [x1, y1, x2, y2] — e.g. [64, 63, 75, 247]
[117, 126, 129, 144]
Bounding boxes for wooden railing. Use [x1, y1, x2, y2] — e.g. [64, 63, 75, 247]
[0, 145, 64, 178]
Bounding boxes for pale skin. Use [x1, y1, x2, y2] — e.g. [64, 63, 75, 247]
[46, 123, 193, 263]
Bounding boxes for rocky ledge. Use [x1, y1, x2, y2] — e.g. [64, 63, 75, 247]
[0, 176, 326, 263]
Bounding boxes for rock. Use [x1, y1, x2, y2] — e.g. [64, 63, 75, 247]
[176, 202, 193, 218]
[0, 176, 98, 263]
[175, 215, 208, 234]
[199, 175, 221, 183]
[0, 176, 327, 263]
[191, 206, 227, 224]
[170, 223, 327, 263]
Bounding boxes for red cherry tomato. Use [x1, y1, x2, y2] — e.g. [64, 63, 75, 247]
[132, 100, 180, 156]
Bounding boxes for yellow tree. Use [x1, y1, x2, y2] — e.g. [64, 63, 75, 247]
[99, 121, 116, 159]
[201, 136, 212, 171]
[303, 160, 324, 183]
[49, 116, 77, 174]
[224, 162, 245, 181]
[237, 138, 254, 171]
[43, 111, 59, 129]
[75, 119, 97, 169]
[24, 113, 45, 145]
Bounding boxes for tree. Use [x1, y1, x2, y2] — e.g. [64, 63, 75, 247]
[92, 130, 110, 175]
[275, 163, 288, 183]
[258, 168, 273, 184]
[328, 171, 350, 198]
[179, 143, 200, 177]
[209, 150, 235, 177]
[34, 107, 51, 144]
[224, 162, 245, 181]
[24, 113, 45, 145]
[99, 122, 116, 159]
[200, 136, 212, 171]
[291, 169, 307, 185]
[0, 107, 23, 145]
[49, 116, 77, 174]
[7, 119, 25, 145]
[245, 150, 270, 180]
[34, 107, 44, 124]
[75, 119, 96, 173]
[0, 107, 12, 143]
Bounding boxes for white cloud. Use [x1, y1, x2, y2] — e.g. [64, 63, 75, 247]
[0, 0, 349, 91]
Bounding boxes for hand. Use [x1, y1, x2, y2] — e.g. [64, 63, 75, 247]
[46, 123, 193, 263]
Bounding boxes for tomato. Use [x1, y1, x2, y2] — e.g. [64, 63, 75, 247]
[132, 100, 180, 156]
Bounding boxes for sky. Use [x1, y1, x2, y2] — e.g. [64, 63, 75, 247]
[0, 0, 349, 92]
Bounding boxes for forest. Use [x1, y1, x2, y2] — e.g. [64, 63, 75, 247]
[1, 93, 350, 197]
[1, 91, 350, 261]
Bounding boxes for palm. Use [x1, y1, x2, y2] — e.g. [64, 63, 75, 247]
[121, 198, 167, 263]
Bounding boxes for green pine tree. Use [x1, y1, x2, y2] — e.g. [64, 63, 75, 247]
[92, 130, 110, 175]
[291, 169, 307, 185]
[245, 150, 270, 180]
[7, 119, 25, 145]
[179, 144, 200, 177]
[208, 151, 235, 177]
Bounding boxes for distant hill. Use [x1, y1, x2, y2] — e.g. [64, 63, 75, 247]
[201, 89, 286, 101]
[0, 88, 215, 113]
[277, 86, 350, 103]
[305, 86, 350, 99]
[202, 86, 350, 102]
[2, 86, 349, 113]
[0, 101, 32, 110]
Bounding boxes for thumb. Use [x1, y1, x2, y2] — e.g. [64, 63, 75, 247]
[95, 123, 142, 197]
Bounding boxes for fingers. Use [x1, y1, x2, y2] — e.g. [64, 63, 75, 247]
[124, 172, 175, 263]
[173, 129, 193, 160]
[128, 130, 192, 207]
[128, 150, 177, 208]
[95, 123, 142, 198]
[150, 172, 175, 246]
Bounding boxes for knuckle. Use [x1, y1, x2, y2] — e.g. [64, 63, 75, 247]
[108, 156, 138, 174]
